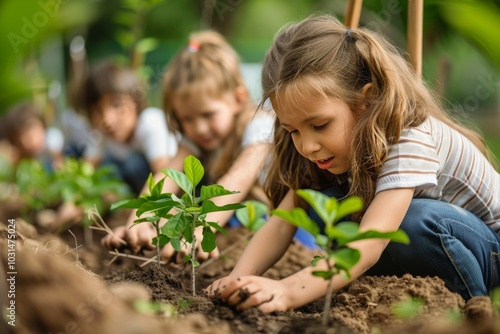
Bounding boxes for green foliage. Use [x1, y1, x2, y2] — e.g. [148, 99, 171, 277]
[235, 200, 268, 232]
[272, 188, 410, 325]
[491, 286, 500, 313]
[111, 155, 245, 294]
[54, 158, 131, 225]
[392, 296, 425, 320]
[8, 158, 130, 225]
[133, 300, 176, 317]
[14, 159, 61, 211]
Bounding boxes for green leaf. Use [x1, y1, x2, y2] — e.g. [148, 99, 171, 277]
[135, 37, 158, 54]
[392, 297, 425, 319]
[161, 213, 186, 238]
[170, 238, 181, 252]
[151, 177, 165, 197]
[184, 155, 204, 188]
[331, 248, 360, 273]
[201, 227, 217, 252]
[325, 222, 360, 243]
[163, 168, 193, 195]
[206, 221, 228, 236]
[152, 234, 170, 247]
[335, 197, 364, 223]
[328, 222, 410, 247]
[311, 255, 325, 266]
[137, 198, 176, 216]
[145, 216, 160, 223]
[315, 234, 329, 248]
[312, 270, 335, 280]
[184, 255, 200, 267]
[110, 197, 147, 210]
[147, 172, 155, 194]
[199, 185, 239, 202]
[200, 200, 245, 214]
[271, 208, 319, 237]
[235, 200, 268, 231]
[297, 189, 338, 226]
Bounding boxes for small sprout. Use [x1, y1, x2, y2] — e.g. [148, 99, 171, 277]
[235, 200, 268, 232]
[392, 296, 425, 319]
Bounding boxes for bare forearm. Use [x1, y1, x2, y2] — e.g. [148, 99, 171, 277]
[230, 218, 296, 277]
[282, 239, 384, 309]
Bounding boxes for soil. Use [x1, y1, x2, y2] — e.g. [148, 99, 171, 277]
[1, 212, 500, 334]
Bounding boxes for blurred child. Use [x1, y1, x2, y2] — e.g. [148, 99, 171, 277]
[0, 102, 64, 169]
[80, 61, 179, 194]
[102, 31, 276, 262]
[207, 14, 500, 311]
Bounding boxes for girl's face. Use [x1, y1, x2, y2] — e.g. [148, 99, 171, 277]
[172, 92, 242, 152]
[274, 96, 354, 175]
[91, 94, 138, 142]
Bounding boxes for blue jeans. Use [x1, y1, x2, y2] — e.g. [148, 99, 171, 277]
[307, 185, 500, 300]
[366, 199, 500, 300]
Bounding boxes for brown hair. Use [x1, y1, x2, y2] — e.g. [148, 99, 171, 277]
[1, 102, 45, 146]
[261, 14, 494, 217]
[162, 30, 253, 182]
[80, 61, 147, 117]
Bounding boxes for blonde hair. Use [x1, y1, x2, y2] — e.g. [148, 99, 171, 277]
[162, 30, 253, 182]
[261, 14, 494, 217]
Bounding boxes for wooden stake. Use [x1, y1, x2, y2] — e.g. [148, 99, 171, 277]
[344, 0, 363, 29]
[407, 0, 424, 78]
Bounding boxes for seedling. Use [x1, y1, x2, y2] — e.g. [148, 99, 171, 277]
[111, 155, 245, 295]
[272, 189, 410, 326]
[235, 200, 268, 232]
[55, 158, 131, 226]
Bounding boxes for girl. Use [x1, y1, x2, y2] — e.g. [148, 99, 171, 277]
[102, 31, 275, 262]
[80, 61, 179, 194]
[207, 14, 500, 312]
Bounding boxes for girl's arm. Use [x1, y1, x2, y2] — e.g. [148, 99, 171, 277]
[206, 142, 272, 226]
[217, 187, 415, 312]
[206, 189, 298, 291]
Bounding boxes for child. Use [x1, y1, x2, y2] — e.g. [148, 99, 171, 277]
[206, 14, 500, 312]
[101, 31, 276, 262]
[0, 102, 64, 170]
[79, 61, 179, 194]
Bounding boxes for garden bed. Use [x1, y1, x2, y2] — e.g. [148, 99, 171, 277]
[1, 215, 499, 334]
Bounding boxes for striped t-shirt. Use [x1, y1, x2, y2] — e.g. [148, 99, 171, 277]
[376, 116, 500, 232]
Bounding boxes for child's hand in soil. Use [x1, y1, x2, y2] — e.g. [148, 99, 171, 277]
[101, 222, 156, 253]
[206, 275, 291, 313]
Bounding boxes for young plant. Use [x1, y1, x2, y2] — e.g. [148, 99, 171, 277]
[111, 155, 245, 295]
[272, 189, 410, 326]
[235, 200, 268, 232]
[55, 158, 131, 226]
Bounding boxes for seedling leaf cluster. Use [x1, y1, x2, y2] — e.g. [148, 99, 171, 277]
[111, 155, 245, 295]
[272, 189, 410, 325]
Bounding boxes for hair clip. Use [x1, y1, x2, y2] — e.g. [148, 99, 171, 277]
[187, 40, 200, 53]
[345, 28, 356, 44]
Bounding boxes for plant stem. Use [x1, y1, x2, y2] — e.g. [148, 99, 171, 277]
[191, 215, 197, 297]
[154, 222, 161, 266]
[322, 271, 334, 326]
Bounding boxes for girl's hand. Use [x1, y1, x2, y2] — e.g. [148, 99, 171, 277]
[101, 223, 156, 252]
[209, 276, 292, 313]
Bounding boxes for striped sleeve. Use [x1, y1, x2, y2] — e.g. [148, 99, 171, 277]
[376, 125, 440, 193]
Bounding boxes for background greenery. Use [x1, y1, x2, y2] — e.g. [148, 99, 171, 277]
[1, 0, 499, 160]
